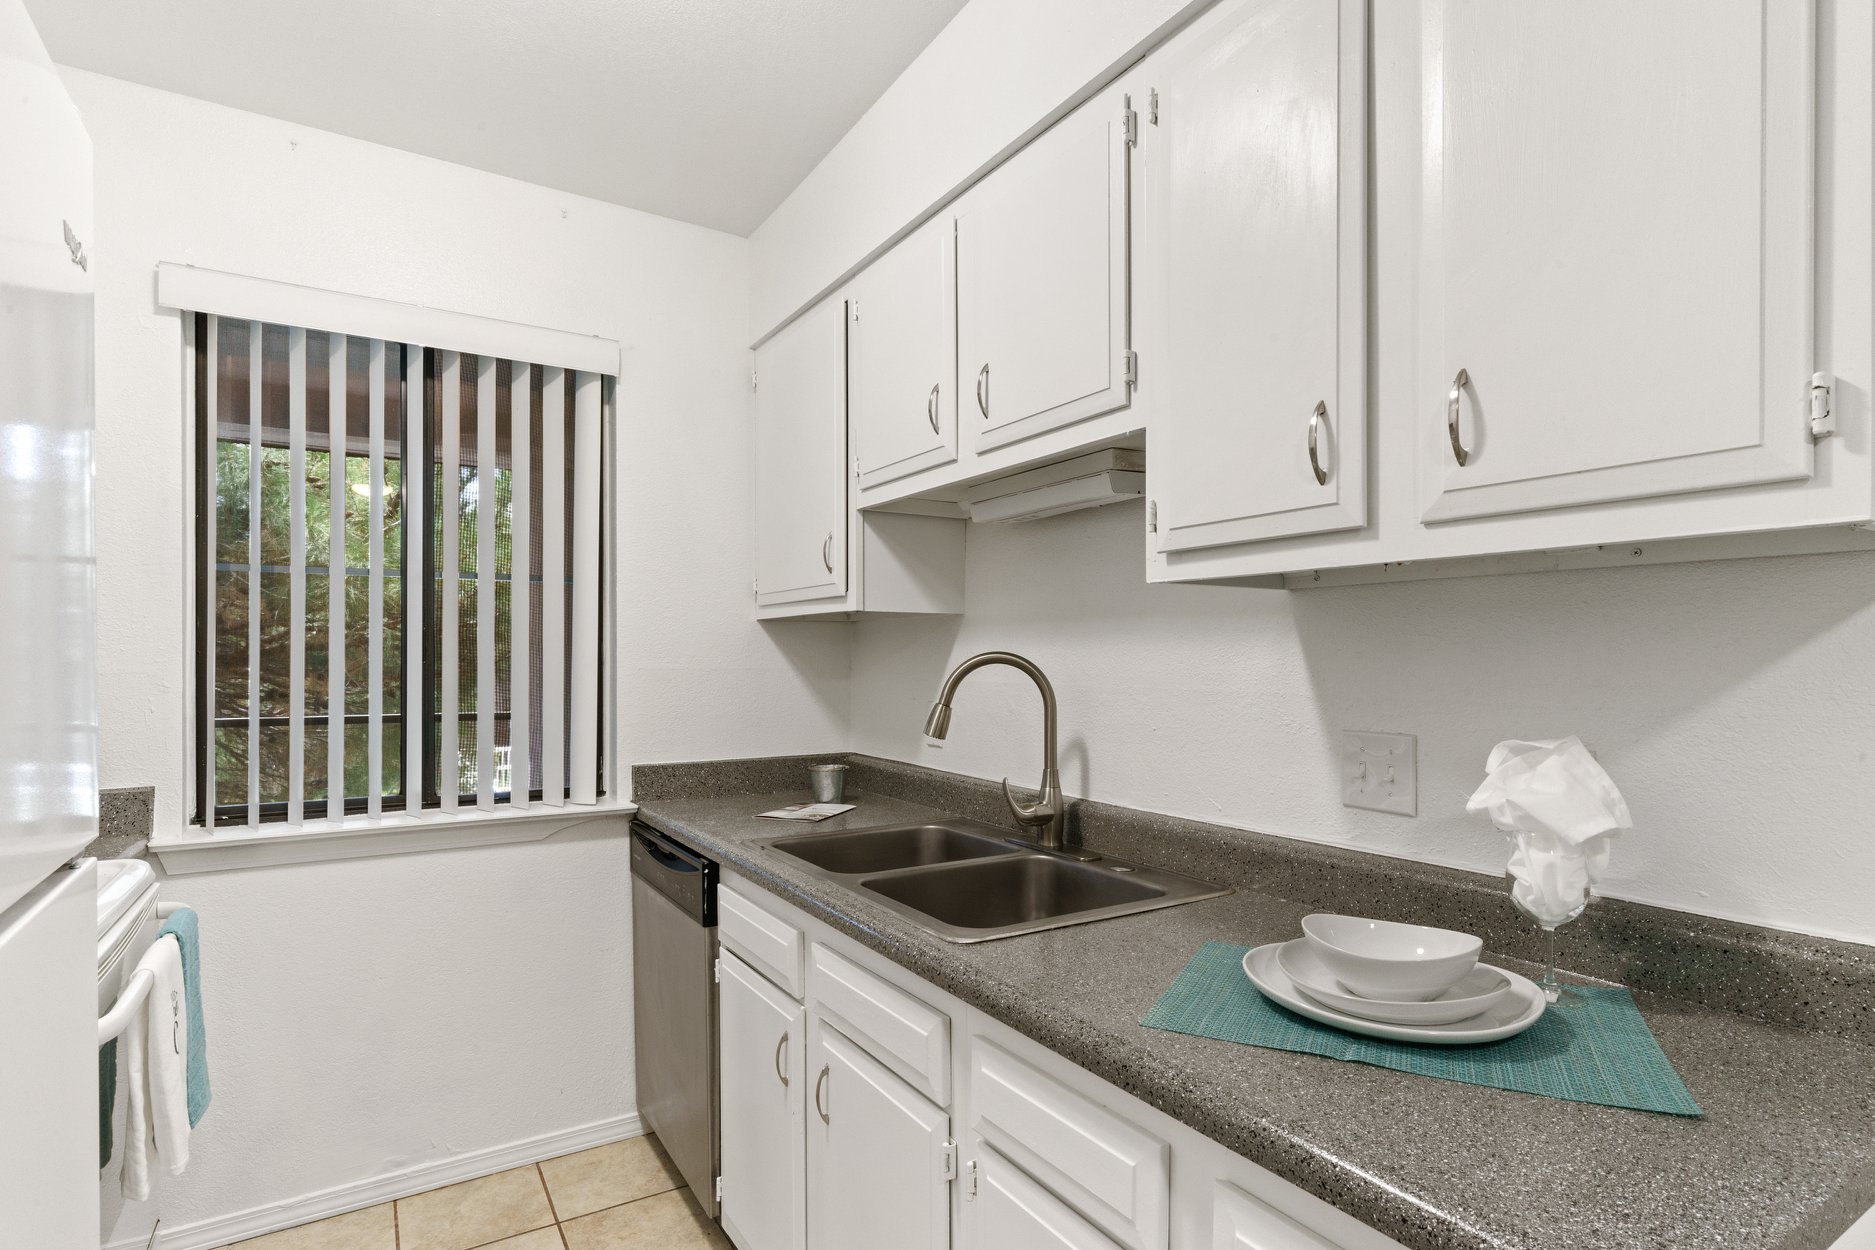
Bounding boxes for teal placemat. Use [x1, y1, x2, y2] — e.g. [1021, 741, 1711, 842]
[1142, 941, 1702, 1117]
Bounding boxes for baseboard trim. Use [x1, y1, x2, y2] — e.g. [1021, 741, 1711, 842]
[110, 1113, 644, 1250]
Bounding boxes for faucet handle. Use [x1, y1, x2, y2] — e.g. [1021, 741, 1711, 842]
[1001, 777, 1039, 826]
[1002, 775, 1060, 827]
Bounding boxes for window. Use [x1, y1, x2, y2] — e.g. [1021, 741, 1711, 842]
[192, 312, 607, 828]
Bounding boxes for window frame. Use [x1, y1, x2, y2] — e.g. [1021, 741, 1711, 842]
[164, 266, 622, 841]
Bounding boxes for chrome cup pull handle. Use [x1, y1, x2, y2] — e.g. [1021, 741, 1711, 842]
[1447, 367, 1472, 467]
[774, 1031, 790, 1087]
[976, 363, 990, 419]
[1307, 400, 1330, 486]
[814, 1065, 830, 1124]
[927, 383, 941, 435]
[821, 532, 833, 573]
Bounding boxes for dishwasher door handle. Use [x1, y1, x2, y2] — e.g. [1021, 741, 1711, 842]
[814, 1065, 831, 1124]
[633, 829, 701, 874]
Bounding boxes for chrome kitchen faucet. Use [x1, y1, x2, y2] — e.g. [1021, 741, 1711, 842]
[923, 651, 1068, 852]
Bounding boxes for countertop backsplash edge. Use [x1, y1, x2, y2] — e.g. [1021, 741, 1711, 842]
[632, 751, 1875, 1039]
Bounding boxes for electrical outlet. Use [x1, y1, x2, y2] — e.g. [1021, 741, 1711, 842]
[1342, 731, 1417, 816]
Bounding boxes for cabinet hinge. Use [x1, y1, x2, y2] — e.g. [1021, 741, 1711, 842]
[1810, 371, 1836, 441]
[854, 454, 861, 478]
[940, 1139, 958, 1181]
[1121, 100, 1139, 148]
[1123, 349, 1138, 388]
[963, 1157, 977, 1199]
[712, 957, 721, 984]
[715, 1176, 723, 1202]
[750, 368, 758, 393]
[1147, 499, 1158, 533]
[1148, 89, 1159, 125]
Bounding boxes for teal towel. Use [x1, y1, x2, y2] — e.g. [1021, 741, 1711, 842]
[98, 1040, 116, 1167]
[156, 907, 211, 1127]
[1142, 941, 1702, 1118]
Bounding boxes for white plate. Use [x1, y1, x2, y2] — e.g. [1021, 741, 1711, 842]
[1243, 942, 1545, 1045]
[1278, 939, 1513, 1026]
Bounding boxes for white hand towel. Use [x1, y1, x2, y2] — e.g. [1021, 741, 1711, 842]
[123, 934, 190, 1199]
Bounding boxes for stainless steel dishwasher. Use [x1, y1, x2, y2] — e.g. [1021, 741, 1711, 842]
[629, 821, 719, 1217]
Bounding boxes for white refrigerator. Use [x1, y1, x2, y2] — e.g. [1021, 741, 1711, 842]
[0, 1, 103, 1246]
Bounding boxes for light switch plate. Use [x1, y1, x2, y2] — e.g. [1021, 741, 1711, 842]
[1342, 731, 1417, 816]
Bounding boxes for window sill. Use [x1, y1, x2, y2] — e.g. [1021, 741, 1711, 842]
[148, 801, 639, 875]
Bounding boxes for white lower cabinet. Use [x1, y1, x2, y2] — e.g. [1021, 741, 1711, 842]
[968, 1039, 1168, 1250]
[717, 872, 1405, 1250]
[807, 1019, 953, 1250]
[971, 1140, 1124, 1250]
[719, 951, 807, 1250]
[1211, 1181, 1344, 1250]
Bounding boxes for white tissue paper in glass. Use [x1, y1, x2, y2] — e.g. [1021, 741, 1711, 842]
[1465, 736, 1632, 928]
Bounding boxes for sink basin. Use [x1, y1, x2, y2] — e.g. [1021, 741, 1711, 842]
[864, 854, 1162, 929]
[753, 817, 1228, 942]
[765, 822, 1019, 874]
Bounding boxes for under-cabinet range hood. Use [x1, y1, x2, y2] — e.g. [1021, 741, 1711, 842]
[964, 449, 1144, 524]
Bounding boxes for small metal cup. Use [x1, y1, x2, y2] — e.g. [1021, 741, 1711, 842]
[809, 763, 849, 804]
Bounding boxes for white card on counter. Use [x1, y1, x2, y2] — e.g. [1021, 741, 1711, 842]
[755, 802, 856, 822]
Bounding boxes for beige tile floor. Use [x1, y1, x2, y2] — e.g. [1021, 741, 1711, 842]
[228, 1134, 731, 1250]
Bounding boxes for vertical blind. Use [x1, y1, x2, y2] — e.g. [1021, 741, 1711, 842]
[196, 313, 605, 827]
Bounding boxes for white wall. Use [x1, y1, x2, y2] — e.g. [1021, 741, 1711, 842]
[852, 503, 1875, 945]
[70, 68, 848, 1242]
[765, 0, 1875, 948]
[747, 0, 1203, 339]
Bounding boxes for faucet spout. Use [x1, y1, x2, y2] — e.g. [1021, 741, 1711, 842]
[923, 651, 1065, 850]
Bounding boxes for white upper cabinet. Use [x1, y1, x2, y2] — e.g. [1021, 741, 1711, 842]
[753, 292, 965, 621]
[1147, 0, 1367, 552]
[851, 217, 956, 491]
[755, 298, 848, 608]
[957, 85, 1134, 454]
[1418, 0, 1817, 524]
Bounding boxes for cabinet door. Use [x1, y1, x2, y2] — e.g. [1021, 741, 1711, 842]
[972, 1141, 1125, 1250]
[968, 1038, 1167, 1250]
[1419, 0, 1816, 524]
[719, 952, 806, 1250]
[1149, 0, 1367, 552]
[807, 1021, 951, 1250]
[1212, 1181, 1344, 1250]
[754, 297, 848, 607]
[957, 90, 1131, 454]
[852, 219, 956, 489]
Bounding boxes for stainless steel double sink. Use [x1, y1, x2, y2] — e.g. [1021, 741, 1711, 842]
[754, 818, 1228, 943]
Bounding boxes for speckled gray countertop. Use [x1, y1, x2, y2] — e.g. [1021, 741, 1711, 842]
[634, 782, 1875, 1250]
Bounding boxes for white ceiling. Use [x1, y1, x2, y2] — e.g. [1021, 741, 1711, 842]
[26, 0, 968, 236]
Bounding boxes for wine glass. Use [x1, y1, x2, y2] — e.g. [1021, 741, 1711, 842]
[1505, 867, 1588, 1005]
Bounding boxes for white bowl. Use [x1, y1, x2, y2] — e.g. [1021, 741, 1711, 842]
[1299, 914, 1482, 1002]
[1277, 940, 1512, 1025]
